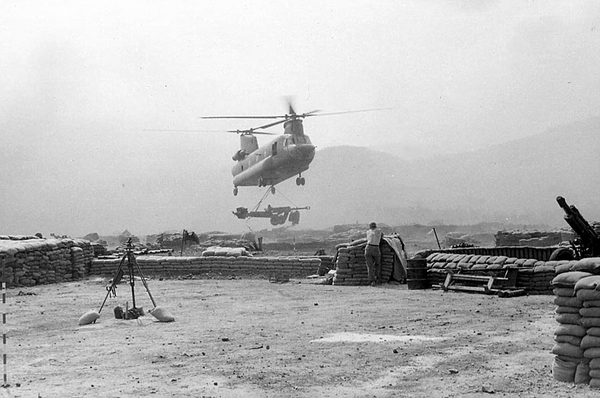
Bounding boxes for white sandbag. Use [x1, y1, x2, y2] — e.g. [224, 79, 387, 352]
[227, 247, 247, 257]
[78, 310, 100, 325]
[149, 307, 175, 322]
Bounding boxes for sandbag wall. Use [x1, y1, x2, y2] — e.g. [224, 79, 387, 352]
[426, 252, 580, 294]
[91, 255, 321, 277]
[0, 238, 94, 287]
[551, 267, 600, 387]
[333, 241, 395, 286]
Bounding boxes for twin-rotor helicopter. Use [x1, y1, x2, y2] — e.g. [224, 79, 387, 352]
[203, 101, 382, 196]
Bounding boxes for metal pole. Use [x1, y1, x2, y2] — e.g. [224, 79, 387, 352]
[2, 282, 8, 387]
[433, 228, 441, 250]
[180, 229, 185, 256]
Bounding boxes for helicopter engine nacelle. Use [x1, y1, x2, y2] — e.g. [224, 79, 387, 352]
[240, 134, 259, 155]
[284, 119, 304, 135]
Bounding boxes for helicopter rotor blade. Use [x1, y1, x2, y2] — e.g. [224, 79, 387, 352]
[226, 129, 276, 135]
[307, 107, 396, 117]
[201, 115, 284, 120]
[253, 118, 287, 130]
[143, 129, 232, 133]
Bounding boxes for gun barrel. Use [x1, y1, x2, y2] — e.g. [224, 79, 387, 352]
[557, 196, 570, 213]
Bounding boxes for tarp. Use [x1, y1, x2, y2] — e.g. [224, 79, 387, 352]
[382, 234, 408, 281]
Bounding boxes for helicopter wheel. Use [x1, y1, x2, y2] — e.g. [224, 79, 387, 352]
[300, 177, 306, 186]
[270, 186, 276, 195]
[259, 177, 265, 187]
[233, 187, 238, 196]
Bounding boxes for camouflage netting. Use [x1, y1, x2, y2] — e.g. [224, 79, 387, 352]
[0, 238, 94, 287]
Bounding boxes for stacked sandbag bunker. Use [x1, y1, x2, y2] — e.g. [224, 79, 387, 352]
[551, 271, 590, 384]
[551, 258, 600, 387]
[333, 236, 405, 286]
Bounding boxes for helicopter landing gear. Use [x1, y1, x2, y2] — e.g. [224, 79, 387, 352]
[270, 185, 276, 195]
[233, 186, 238, 196]
[295, 175, 306, 186]
[258, 177, 265, 187]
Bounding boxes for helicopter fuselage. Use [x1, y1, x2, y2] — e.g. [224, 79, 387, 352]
[232, 132, 315, 188]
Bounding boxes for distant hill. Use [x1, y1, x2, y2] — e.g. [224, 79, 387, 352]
[283, 117, 600, 229]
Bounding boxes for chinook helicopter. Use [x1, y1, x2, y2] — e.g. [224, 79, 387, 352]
[204, 101, 385, 196]
[203, 102, 318, 196]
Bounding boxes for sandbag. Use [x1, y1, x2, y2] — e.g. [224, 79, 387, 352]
[554, 296, 583, 307]
[572, 258, 600, 273]
[590, 357, 600, 369]
[227, 247, 247, 257]
[553, 356, 577, 383]
[555, 313, 582, 325]
[149, 307, 175, 322]
[555, 334, 583, 346]
[584, 300, 600, 308]
[552, 272, 593, 288]
[556, 263, 574, 274]
[575, 360, 591, 384]
[587, 327, 600, 337]
[553, 288, 576, 297]
[591, 378, 600, 388]
[580, 307, 600, 318]
[555, 306, 581, 314]
[581, 317, 600, 328]
[575, 275, 600, 291]
[554, 324, 586, 337]
[557, 355, 585, 363]
[585, 347, 600, 359]
[553, 342, 584, 358]
[78, 310, 100, 325]
[581, 335, 600, 350]
[577, 289, 600, 302]
[590, 369, 600, 378]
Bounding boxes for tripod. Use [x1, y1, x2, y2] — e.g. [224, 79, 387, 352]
[98, 238, 157, 316]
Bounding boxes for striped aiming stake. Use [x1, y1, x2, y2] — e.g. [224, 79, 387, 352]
[2, 282, 6, 387]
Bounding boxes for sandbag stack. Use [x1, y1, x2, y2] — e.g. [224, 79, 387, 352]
[426, 252, 577, 293]
[333, 240, 395, 286]
[0, 238, 94, 287]
[574, 275, 600, 388]
[551, 271, 592, 383]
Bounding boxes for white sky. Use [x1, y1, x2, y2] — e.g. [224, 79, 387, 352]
[1, 1, 599, 236]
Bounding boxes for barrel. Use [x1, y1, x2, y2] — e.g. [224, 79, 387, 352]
[406, 258, 430, 290]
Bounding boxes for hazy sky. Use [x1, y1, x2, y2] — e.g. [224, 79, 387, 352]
[1, 1, 599, 236]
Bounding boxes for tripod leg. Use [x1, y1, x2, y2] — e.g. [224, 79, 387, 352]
[99, 254, 127, 314]
[128, 252, 137, 309]
[132, 256, 157, 308]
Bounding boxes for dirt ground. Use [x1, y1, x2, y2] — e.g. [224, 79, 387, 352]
[1, 274, 597, 398]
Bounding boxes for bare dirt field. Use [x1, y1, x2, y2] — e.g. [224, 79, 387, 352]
[1, 274, 597, 398]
